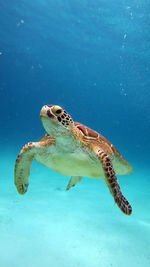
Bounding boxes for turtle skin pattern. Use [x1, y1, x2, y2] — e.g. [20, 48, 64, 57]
[98, 150, 132, 215]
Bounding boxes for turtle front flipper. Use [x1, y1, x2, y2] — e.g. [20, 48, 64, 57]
[93, 147, 132, 215]
[14, 135, 55, 194]
[66, 176, 83, 191]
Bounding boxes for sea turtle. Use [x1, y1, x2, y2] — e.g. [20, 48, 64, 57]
[15, 105, 133, 215]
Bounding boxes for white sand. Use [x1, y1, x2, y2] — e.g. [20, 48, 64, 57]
[0, 153, 150, 267]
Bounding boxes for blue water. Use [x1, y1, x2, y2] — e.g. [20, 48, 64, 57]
[0, 1, 150, 266]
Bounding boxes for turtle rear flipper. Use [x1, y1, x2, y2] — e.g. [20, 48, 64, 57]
[66, 176, 83, 191]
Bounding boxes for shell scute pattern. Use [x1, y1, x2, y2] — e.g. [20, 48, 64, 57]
[74, 122, 130, 166]
[74, 122, 99, 138]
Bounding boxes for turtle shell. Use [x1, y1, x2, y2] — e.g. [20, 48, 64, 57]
[74, 122, 133, 175]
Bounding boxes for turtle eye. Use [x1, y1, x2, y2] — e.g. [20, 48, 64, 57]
[55, 109, 62, 114]
[51, 105, 63, 115]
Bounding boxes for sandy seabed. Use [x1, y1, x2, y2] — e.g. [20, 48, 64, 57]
[0, 153, 150, 267]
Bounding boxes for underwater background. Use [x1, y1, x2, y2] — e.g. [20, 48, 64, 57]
[0, 0, 150, 266]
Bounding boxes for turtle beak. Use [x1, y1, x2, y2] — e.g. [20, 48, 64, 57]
[40, 105, 55, 119]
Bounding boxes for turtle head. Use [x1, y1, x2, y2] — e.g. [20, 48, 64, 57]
[40, 105, 73, 136]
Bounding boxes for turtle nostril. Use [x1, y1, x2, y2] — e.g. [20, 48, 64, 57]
[47, 110, 55, 118]
[47, 105, 53, 108]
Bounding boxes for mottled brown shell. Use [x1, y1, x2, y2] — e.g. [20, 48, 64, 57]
[74, 122, 133, 175]
[74, 122, 120, 154]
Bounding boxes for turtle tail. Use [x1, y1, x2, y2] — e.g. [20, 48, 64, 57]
[99, 151, 132, 215]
